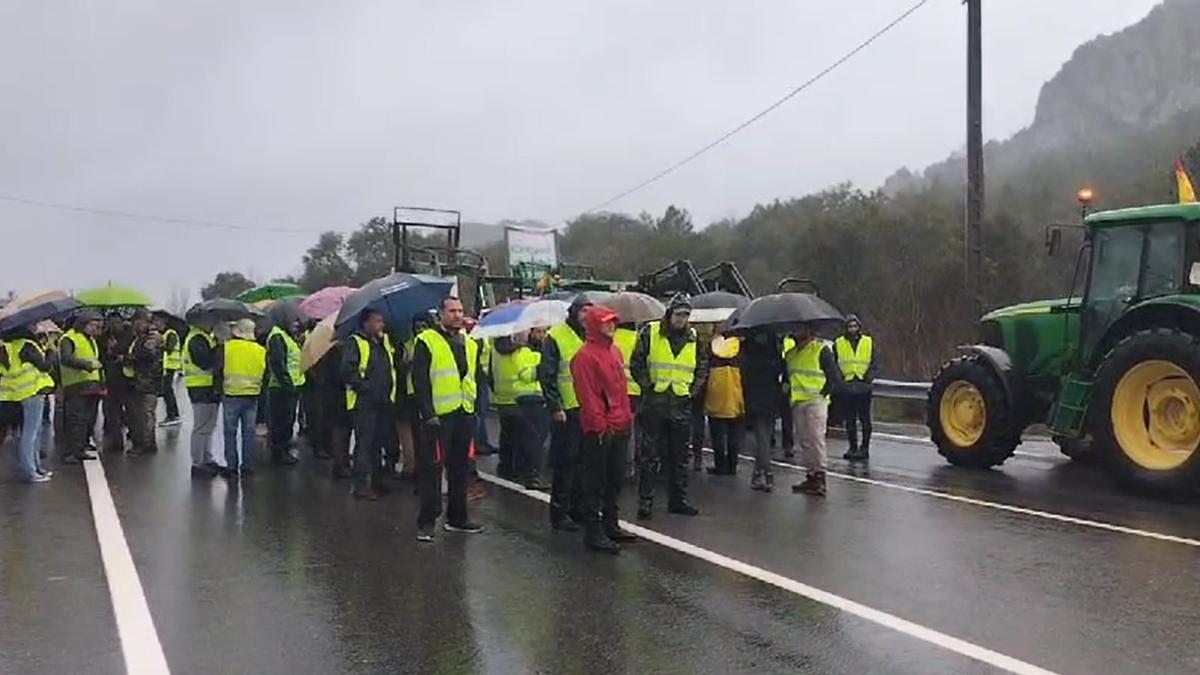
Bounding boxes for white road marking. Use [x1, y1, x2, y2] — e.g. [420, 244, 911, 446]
[84, 460, 172, 675]
[718, 449, 1200, 548]
[478, 471, 1060, 675]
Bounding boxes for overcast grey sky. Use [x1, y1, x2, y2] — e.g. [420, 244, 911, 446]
[0, 0, 1162, 302]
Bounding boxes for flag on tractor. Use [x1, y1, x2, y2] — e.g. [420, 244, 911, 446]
[1178, 156, 1197, 203]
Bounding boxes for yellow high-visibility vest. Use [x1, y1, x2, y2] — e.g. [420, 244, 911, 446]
[60, 329, 101, 388]
[646, 321, 696, 397]
[417, 328, 478, 416]
[267, 326, 307, 388]
[613, 326, 640, 396]
[786, 338, 827, 404]
[547, 323, 584, 410]
[490, 347, 520, 406]
[182, 329, 216, 389]
[345, 334, 396, 410]
[834, 335, 873, 381]
[513, 346, 542, 398]
[223, 339, 267, 397]
[122, 339, 137, 379]
[162, 328, 182, 372]
[0, 339, 53, 402]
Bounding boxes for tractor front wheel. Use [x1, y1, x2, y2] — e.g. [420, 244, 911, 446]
[1092, 329, 1200, 494]
[928, 357, 1019, 468]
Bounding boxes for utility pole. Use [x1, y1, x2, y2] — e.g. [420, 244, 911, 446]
[965, 0, 984, 317]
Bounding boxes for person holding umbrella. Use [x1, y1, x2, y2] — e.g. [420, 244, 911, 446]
[0, 324, 57, 482]
[630, 294, 708, 519]
[340, 309, 396, 500]
[58, 312, 104, 463]
[183, 315, 222, 478]
[266, 316, 305, 467]
[834, 314, 876, 462]
[411, 297, 483, 542]
[122, 309, 163, 456]
[785, 323, 843, 497]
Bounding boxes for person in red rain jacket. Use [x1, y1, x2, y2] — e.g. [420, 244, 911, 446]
[570, 305, 638, 554]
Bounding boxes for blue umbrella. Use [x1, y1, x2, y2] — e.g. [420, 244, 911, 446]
[334, 273, 454, 339]
[470, 299, 568, 339]
[0, 295, 82, 336]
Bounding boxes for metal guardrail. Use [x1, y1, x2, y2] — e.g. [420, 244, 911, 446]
[872, 379, 931, 401]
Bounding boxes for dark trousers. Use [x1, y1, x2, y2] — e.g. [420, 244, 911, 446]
[417, 411, 473, 528]
[126, 392, 158, 453]
[842, 393, 873, 451]
[708, 416, 743, 474]
[517, 398, 548, 483]
[268, 387, 299, 458]
[496, 408, 519, 477]
[638, 409, 690, 507]
[323, 388, 352, 471]
[63, 394, 100, 457]
[352, 406, 391, 490]
[581, 431, 628, 529]
[689, 399, 706, 463]
[161, 371, 180, 420]
[303, 384, 325, 454]
[102, 382, 126, 451]
[549, 409, 583, 523]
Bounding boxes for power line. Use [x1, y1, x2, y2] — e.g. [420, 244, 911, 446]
[0, 194, 314, 235]
[581, 0, 930, 215]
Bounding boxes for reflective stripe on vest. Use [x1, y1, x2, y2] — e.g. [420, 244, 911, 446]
[613, 327, 640, 396]
[268, 326, 307, 388]
[223, 339, 267, 397]
[162, 328, 182, 371]
[646, 321, 696, 397]
[490, 348, 520, 406]
[417, 329, 478, 416]
[182, 330, 216, 388]
[0, 339, 52, 402]
[60, 330, 101, 387]
[345, 334, 397, 410]
[834, 335, 873, 381]
[548, 323, 584, 410]
[786, 339, 827, 404]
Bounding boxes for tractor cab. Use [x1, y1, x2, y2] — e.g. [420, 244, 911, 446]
[929, 200, 1200, 496]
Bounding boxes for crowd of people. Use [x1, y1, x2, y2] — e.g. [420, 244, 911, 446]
[0, 292, 877, 554]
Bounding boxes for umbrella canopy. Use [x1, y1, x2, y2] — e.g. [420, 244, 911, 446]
[689, 291, 750, 324]
[0, 291, 81, 336]
[237, 282, 305, 304]
[299, 286, 356, 320]
[150, 309, 187, 336]
[543, 289, 614, 304]
[470, 299, 568, 339]
[597, 292, 666, 323]
[265, 296, 305, 329]
[334, 273, 454, 340]
[185, 298, 262, 325]
[301, 315, 338, 371]
[726, 292, 843, 332]
[74, 285, 153, 308]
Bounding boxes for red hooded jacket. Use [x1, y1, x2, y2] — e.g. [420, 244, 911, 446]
[570, 306, 633, 435]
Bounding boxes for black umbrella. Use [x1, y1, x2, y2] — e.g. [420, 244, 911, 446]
[726, 292, 843, 332]
[334, 273, 454, 339]
[0, 296, 82, 336]
[265, 296, 304, 330]
[185, 298, 263, 325]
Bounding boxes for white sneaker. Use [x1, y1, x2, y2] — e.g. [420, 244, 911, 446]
[28, 474, 51, 484]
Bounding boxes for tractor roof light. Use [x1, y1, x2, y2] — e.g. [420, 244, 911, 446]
[1077, 187, 1095, 205]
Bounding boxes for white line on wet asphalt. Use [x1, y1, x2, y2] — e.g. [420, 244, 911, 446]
[719, 449, 1200, 548]
[478, 471, 1060, 675]
[84, 460, 171, 675]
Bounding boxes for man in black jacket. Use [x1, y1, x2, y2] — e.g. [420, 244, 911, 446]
[834, 315, 878, 462]
[340, 310, 396, 500]
[266, 317, 304, 466]
[741, 329, 786, 491]
[538, 296, 591, 531]
[58, 312, 104, 463]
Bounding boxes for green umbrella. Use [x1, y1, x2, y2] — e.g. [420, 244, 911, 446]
[75, 284, 154, 308]
[237, 282, 305, 304]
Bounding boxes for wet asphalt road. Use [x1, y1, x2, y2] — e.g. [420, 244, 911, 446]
[3, 407, 1200, 674]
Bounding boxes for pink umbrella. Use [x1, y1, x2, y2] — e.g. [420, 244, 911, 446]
[299, 286, 356, 320]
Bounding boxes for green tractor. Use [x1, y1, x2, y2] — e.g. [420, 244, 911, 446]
[928, 202, 1200, 494]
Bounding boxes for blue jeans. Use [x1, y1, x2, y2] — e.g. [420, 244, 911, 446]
[223, 397, 258, 474]
[17, 396, 46, 481]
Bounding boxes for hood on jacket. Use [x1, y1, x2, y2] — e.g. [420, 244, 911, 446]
[663, 293, 692, 334]
[493, 335, 519, 355]
[567, 295, 593, 335]
[582, 305, 618, 345]
[844, 313, 863, 336]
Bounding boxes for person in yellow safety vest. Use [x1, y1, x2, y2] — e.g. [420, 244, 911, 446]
[488, 335, 521, 480]
[123, 309, 163, 457]
[411, 297, 483, 543]
[340, 309, 397, 501]
[630, 294, 708, 520]
[155, 314, 182, 427]
[490, 327, 551, 490]
[0, 326, 57, 482]
[612, 322, 641, 478]
[266, 317, 306, 467]
[182, 322, 222, 478]
[537, 295, 593, 532]
[784, 323, 843, 498]
[57, 312, 104, 464]
[833, 314, 876, 462]
[221, 319, 267, 478]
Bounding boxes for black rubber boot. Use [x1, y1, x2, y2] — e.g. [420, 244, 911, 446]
[585, 525, 621, 554]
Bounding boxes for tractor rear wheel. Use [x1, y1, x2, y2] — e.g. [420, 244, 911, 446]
[928, 357, 1019, 468]
[1092, 329, 1200, 494]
